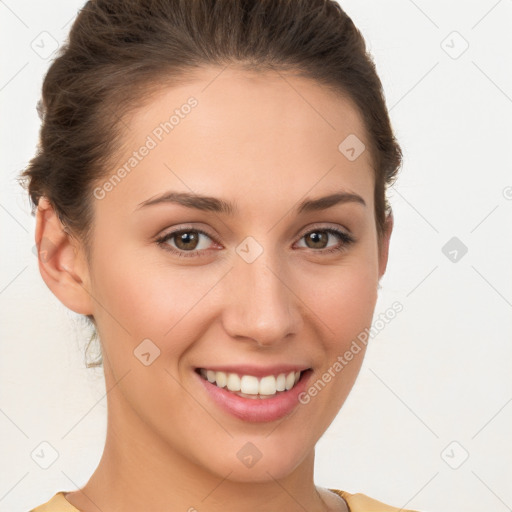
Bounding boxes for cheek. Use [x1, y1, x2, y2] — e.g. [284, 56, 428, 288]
[89, 235, 225, 363]
[297, 254, 379, 344]
[295, 253, 378, 416]
[319, 273, 376, 325]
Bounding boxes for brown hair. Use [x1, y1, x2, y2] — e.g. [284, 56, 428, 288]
[18, 0, 402, 367]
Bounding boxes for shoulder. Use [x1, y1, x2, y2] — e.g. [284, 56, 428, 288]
[328, 488, 422, 512]
[29, 491, 79, 512]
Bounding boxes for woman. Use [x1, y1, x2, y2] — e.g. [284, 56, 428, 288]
[22, 0, 416, 510]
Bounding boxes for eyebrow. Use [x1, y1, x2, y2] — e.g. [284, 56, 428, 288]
[135, 190, 366, 215]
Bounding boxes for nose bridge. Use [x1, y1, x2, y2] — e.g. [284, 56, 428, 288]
[222, 243, 301, 346]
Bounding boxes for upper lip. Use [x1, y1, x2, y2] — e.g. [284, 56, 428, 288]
[195, 365, 312, 378]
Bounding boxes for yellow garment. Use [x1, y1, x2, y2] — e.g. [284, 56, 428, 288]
[329, 488, 420, 511]
[30, 489, 420, 511]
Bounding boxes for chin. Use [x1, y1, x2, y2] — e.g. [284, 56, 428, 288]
[202, 437, 312, 483]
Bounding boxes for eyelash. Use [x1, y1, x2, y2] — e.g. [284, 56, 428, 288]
[155, 226, 355, 259]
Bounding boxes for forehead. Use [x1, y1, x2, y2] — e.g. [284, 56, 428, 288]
[98, 66, 374, 217]
[126, 65, 369, 146]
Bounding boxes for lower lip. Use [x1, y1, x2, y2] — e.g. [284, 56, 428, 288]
[195, 369, 313, 423]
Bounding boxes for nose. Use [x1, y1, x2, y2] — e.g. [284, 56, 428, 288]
[221, 252, 303, 348]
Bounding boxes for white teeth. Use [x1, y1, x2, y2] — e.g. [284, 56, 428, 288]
[199, 369, 303, 396]
[285, 372, 295, 391]
[276, 373, 286, 392]
[241, 375, 259, 394]
[226, 372, 241, 392]
[215, 371, 227, 388]
[259, 375, 277, 395]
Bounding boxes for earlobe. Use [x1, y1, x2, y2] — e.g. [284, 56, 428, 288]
[35, 197, 94, 315]
[378, 209, 394, 280]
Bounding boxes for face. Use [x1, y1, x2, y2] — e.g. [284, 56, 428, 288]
[44, 66, 392, 483]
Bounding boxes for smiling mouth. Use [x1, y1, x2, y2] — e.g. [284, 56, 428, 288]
[195, 368, 311, 399]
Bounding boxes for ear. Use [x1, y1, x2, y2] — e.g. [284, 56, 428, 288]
[378, 209, 394, 280]
[35, 197, 94, 316]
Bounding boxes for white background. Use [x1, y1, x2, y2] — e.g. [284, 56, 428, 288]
[1, 1, 511, 511]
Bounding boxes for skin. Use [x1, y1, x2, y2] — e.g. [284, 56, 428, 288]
[36, 66, 393, 512]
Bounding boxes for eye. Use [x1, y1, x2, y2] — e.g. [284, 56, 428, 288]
[155, 227, 218, 258]
[295, 227, 355, 254]
[155, 225, 355, 259]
